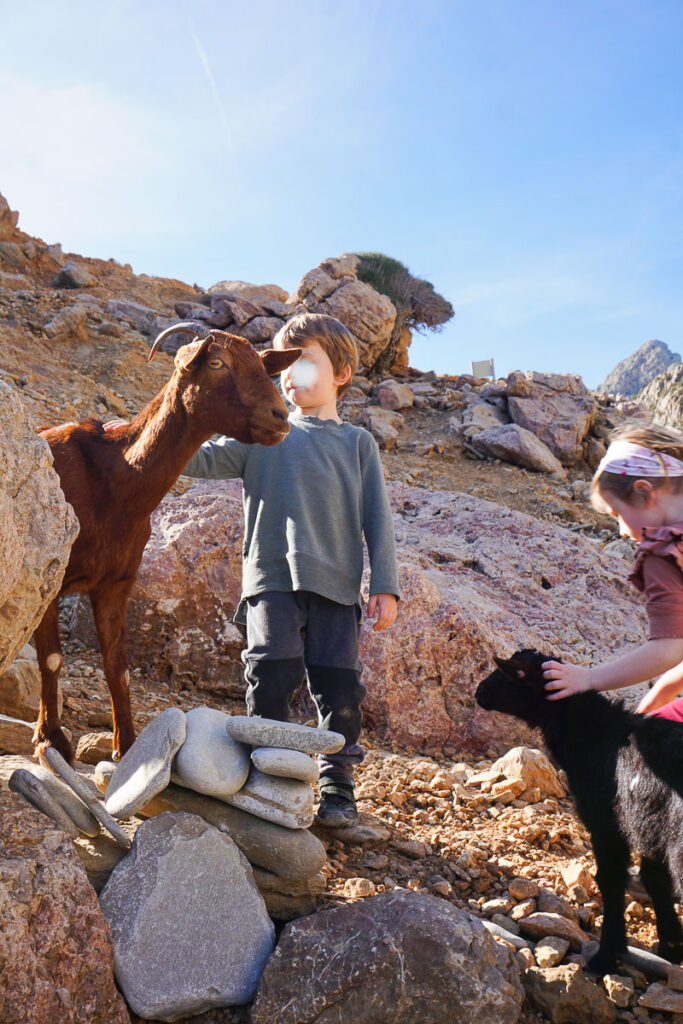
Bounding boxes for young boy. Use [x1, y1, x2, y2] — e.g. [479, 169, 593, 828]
[182, 312, 399, 826]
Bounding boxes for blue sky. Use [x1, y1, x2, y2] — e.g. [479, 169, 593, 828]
[2, 0, 682, 387]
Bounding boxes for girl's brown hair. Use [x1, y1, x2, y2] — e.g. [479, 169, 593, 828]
[591, 422, 683, 512]
[273, 313, 359, 397]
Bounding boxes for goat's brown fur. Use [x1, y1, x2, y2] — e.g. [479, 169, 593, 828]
[34, 330, 300, 762]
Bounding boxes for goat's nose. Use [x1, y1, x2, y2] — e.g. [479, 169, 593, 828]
[272, 408, 287, 422]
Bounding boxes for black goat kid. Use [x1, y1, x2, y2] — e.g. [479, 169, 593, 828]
[476, 649, 683, 974]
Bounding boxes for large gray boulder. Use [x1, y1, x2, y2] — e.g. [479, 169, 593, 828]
[0, 380, 79, 675]
[99, 812, 275, 1021]
[251, 889, 524, 1024]
[600, 339, 680, 396]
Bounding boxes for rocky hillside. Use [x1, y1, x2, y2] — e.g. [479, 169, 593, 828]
[599, 339, 680, 397]
[637, 362, 683, 431]
[2, 190, 679, 1024]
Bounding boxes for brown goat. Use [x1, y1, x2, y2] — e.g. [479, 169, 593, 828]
[34, 322, 300, 763]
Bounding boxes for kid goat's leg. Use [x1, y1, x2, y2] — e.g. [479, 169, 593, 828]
[640, 856, 683, 962]
[590, 828, 631, 974]
[91, 580, 136, 761]
[33, 596, 74, 762]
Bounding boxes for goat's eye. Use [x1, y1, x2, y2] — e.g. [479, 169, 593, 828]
[207, 358, 224, 369]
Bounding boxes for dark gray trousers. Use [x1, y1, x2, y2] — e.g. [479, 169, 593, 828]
[242, 591, 366, 780]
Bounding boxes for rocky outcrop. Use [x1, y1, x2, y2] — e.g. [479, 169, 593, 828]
[251, 889, 524, 1024]
[0, 784, 129, 1024]
[0, 380, 79, 675]
[638, 361, 683, 430]
[291, 254, 397, 369]
[359, 483, 647, 756]
[505, 371, 597, 466]
[0, 192, 19, 241]
[600, 339, 680, 397]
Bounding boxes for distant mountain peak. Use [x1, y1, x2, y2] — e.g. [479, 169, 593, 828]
[599, 339, 680, 396]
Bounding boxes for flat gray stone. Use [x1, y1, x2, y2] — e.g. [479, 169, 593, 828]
[225, 716, 344, 754]
[172, 707, 250, 799]
[95, 761, 327, 881]
[251, 747, 319, 784]
[31, 764, 100, 836]
[226, 767, 315, 829]
[99, 812, 275, 1020]
[104, 708, 186, 818]
[9, 768, 81, 837]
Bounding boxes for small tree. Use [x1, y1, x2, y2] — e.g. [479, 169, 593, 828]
[354, 252, 454, 373]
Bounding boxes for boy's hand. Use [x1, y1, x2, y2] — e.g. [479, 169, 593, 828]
[367, 593, 397, 632]
[542, 660, 591, 700]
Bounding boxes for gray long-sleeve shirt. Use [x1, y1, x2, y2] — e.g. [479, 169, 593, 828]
[182, 412, 399, 621]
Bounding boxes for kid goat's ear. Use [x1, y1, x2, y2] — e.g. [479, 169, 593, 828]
[260, 348, 302, 376]
[493, 656, 528, 680]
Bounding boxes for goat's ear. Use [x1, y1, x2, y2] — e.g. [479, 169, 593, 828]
[174, 337, 214, 375]
[260, 347, 302, 376]
[493, 656, 528, 680]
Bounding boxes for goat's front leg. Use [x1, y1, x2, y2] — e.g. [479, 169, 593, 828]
[33, 596, 74, 762]
[589, 829, 631, 975]
[640, 856, 683, 963]
[91, 580, 136, 761]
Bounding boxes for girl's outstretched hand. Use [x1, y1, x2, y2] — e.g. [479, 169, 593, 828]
[543, 660, 592, 700]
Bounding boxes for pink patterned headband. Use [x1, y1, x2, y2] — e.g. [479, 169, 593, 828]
[597, 440, 683, 478]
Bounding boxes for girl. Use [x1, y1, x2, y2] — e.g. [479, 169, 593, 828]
[543, 424, 683, 720]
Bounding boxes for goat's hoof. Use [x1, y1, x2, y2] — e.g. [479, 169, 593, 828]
[587, 950, 618, 976]
[33, 729, 75, 766]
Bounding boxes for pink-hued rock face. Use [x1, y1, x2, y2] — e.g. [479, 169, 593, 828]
[358, 483, 647, 756]
[0, 784, 130, 1024]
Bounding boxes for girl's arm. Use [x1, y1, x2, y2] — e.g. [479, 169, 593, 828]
[543, 638, 683, 700]
[637, 661, 683, 714]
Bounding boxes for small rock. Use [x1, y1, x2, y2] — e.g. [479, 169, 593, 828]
[0, 713, 35, 755]
[251, 746, 318, 784]
[344, 877, 376, 897]
[535, 936, 570, 968]
[224, 716, 344, 755]
[172, 706, 250, 798]
[524, 964, 617, 1023]
[604, 974, 634, 1007]
[9, 768, 81, 837]
[377, 380, 415, 411]
[667, 963, 683, 991]
[392, 838, 429, 859]
[561, 860, 594, 893]
[52, 261, 96, 288]
[638, 981, 683, 1012]
[226, 767, 315, 829]
[75, 732, 114, 765]
[509, 898, 537, 921]
[509, 877, 539, 901]
[517, 912, 589, 951]
[30, 764, 99, 836]
[104, 708, 186, 818]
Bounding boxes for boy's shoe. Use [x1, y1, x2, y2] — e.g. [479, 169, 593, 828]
[315, 778, 359, 828]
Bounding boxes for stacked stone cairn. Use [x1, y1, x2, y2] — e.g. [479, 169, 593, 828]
[10, 706, 344, 1021]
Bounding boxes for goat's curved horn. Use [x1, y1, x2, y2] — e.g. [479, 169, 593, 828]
[147, 321, 211, 363]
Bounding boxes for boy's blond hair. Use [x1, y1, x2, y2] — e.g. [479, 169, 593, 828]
[273, 313, 359, 397]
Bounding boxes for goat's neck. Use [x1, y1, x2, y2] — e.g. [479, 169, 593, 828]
[540, 692, 632, 776]
[121, 379, 209, 513]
